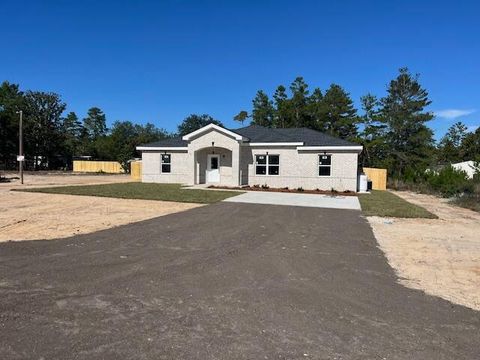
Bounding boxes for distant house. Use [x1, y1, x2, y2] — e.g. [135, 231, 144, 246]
[452, 161, 477, 179]
[136, 124, 363, 191]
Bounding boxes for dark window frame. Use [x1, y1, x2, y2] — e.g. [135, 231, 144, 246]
[161, 154, 171, 173]
[255, 154, 280, 176]
[318, 154, 331, 177]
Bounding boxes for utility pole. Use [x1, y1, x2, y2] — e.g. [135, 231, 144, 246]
[16, 110, 24, 184]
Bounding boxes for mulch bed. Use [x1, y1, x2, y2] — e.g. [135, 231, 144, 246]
[208, 185, 357, 196]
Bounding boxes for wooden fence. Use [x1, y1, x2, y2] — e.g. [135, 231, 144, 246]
[130, 161, 142, 181]
[73, 160, 125, 173]
[362, 167, 387, 191]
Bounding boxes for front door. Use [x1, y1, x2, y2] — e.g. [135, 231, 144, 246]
[206, 154, 220, 183]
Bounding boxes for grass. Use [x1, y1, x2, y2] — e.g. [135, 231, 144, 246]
[16, 182, 243, 204]
[359, 190, 438, 219]
[451, 194, 480, 213]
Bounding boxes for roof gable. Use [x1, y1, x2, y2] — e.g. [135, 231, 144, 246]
[182, 123, 246, 141]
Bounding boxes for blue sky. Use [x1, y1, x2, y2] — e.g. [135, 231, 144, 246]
[2, 0, 479, 139]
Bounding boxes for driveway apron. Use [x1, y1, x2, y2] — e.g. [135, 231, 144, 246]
[223, 191, 361, 210]
[0, 202, 478, 359]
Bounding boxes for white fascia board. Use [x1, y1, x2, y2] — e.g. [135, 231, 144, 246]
[246, 142, 304, 146]
[136, 146, 188, 151]
[297, 145, 363, 152]
[182, 123, 245, 141]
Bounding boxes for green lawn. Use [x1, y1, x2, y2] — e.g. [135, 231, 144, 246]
[359, 190, 437, 219]
[17, 182, 242, 204]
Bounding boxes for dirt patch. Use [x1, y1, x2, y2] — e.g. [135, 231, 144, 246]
[1, 172, 133, 189]
[368, 191, 480, 311]
[0, 173, 202, 242]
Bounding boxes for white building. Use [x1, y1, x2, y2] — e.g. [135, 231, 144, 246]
[136, 124, 363, 192]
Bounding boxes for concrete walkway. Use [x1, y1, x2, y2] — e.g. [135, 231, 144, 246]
[223, 191, 361, 210]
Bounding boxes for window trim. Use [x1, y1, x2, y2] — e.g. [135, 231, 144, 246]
[318, 154, 332, 177]
[255, 154, 280, 176]
[161, 153, 171, 174]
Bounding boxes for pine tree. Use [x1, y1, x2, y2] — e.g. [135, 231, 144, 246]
[61, 112, 83, 159]
[308, 88, 327, 131]
[322, 84, 358, 140]
[233, 110, 249, 126]
[438, 122, 468, 163]
[83, 107, 107, 140]
[358, 94, 387, 167]
[289, 77, 310, 128]
[251, 91, 274, 127]
[380, 67, 434, 177]
[273, 85, 289, 128]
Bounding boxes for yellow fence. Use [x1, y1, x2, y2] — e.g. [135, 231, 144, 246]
[363, 167, 387, 191]
[73, 160, 125, 173]
[130, 161, 142, 181]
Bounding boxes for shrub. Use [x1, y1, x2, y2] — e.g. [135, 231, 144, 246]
[296, 187, 304, 192]
[261, 183, 269, 189]
[424, 165, 472, 197]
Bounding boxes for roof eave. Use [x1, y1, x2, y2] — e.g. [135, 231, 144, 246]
[297, 145, 363, 152]
[136, 146, 188, 151]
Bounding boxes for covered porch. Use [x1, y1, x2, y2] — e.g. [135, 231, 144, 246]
[192, 146, 241, 187]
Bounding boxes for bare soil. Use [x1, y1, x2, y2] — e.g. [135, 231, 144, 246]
[368, 191, 480, 311]
[0, 173, 201, 242]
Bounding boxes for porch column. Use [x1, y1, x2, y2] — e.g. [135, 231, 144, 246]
[187, 148, 196, 185]
[231, 142, 241, 186]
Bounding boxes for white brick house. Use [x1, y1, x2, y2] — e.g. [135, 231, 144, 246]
[136, 124, 363, 191]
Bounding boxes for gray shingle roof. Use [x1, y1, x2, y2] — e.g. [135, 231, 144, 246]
[234, 125, 358, 146]
[139, 125, 358, 148]
[140, 137, 188, 147]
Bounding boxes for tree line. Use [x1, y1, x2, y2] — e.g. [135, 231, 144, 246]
[0, 82, 170, 171]
[234, 68, 480, 178]
[1, 68, 479, 178]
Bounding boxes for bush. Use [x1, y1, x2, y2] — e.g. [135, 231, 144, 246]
[424, 165, 472, 197]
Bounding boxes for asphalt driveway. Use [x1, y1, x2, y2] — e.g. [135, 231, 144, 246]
[0, 203, 479, 359]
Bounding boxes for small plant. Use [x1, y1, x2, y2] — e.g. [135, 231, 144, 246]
[282, 186, 289, 190]
[261, 183, 269, 189]
[330, 187, 338, 193]
[253, 184, 260, 188]
[296, 187, 304, 192]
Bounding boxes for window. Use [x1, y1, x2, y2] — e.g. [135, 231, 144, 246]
[161, 154, 171, 173]
[319, 154, 331, 176]
[255, 154, 279, 175]
[210, 156, 219, 170]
